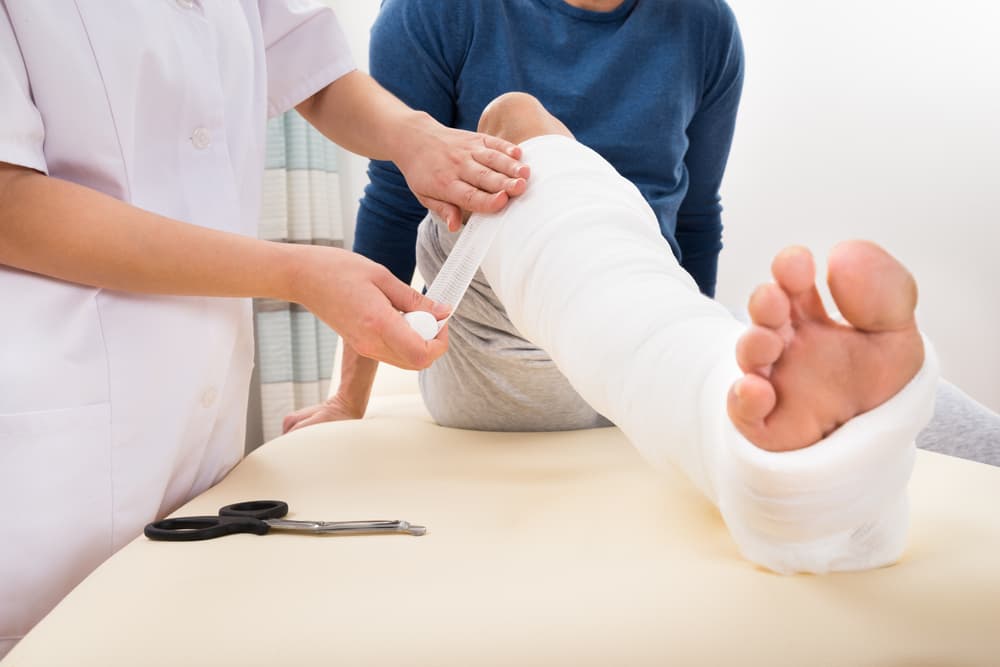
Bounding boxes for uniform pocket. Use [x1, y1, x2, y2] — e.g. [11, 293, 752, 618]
[0, 402, 112, 642]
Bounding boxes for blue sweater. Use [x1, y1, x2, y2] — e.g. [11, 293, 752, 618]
[354, 0, 743, 297]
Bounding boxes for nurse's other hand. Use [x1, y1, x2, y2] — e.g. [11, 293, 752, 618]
[395, 120, 530, 232]
[282, 394, 358, 434]
[294, 247, 450, 370]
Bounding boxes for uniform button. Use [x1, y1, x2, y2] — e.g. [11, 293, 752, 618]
[201, 387, 218, 408]
[191, 127, 211, 150]
[176, 0, 196, 9]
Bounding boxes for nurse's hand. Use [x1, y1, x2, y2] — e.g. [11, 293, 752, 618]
[295, 247, 450, 370]
[296, 71, 530, 233]
[394, 124, 530, 232]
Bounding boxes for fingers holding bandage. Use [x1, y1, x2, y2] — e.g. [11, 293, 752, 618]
[377, 274, 450, 367]
[302, 250, 451, 371]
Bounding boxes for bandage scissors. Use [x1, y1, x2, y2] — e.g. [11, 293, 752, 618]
[143, 500, 426, 542]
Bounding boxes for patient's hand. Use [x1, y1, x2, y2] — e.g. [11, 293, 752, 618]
[283, 395, 361, 434]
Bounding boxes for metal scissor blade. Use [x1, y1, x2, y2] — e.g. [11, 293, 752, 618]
[265, 518, 425, 536]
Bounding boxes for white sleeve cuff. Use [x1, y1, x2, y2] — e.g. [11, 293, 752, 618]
[0, 136, 47, 175]
[0, 5, 47, 174]
[260, 2, 356, 118]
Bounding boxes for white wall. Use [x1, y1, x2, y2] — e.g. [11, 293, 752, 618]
[329, 0, 1000, 411]
[719, 1, 1000, 411]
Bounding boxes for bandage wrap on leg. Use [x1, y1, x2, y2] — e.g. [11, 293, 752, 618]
[478, 135, 940, 574]
[708, 341, 938, 573]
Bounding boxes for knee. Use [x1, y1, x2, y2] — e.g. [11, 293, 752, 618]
[477, 92, 571, 143]
[478, 92, 545, 133]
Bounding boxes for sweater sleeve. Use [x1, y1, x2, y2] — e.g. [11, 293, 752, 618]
[352, 0, 466, 283]
[676, 0, 744, 297]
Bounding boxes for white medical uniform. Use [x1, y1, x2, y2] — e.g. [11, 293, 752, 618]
[0, 0, 353, 654]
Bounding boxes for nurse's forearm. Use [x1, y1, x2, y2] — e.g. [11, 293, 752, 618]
[0, 164, 449, 370]
[0, 165, 299, 299]
[297, 71, 529, 230]
[296, 70, 431, 163]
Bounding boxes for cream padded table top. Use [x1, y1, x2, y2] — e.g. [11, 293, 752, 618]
[6, 393, 1000, 666]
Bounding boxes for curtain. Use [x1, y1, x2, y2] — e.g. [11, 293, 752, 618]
[252, 110, 344, 445]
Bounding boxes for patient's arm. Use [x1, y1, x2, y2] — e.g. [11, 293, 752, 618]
[284, 348, 379, 432]
[471, 93, 938, 573]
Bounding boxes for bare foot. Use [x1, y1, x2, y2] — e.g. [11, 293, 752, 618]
[727, 240, 925, 452]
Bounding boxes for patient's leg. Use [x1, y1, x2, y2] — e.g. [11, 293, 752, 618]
[477, 93, 925, 454]
[474, 93, 938, 573]
[414, 98, 606, 431]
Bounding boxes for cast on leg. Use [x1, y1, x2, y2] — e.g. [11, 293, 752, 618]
[473, 94, 939, 573]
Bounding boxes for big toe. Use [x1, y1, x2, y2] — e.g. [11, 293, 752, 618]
[827, 240, 918, 332]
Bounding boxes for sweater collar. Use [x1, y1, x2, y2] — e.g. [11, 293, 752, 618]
[535, 0, 640, 23]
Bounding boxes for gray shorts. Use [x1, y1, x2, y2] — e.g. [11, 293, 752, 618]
[416, 215, 610, 431]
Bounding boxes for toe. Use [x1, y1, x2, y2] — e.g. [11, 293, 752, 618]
[736, 325, 786, 376]
[727, 374, 777, 432]
[771, 246, 815, 295]
[827, 240, 918, 332]
[772, 245, 830, 322]
[747, 283, 791, 329]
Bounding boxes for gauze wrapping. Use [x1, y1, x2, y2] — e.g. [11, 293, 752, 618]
[478, 135, 939, 574]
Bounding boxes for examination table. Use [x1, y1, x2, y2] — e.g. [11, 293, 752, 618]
[5, 369, 1000, 666]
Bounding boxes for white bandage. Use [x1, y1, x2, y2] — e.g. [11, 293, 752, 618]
[710, 337, 938, 573]
[479, 135, 939, 574]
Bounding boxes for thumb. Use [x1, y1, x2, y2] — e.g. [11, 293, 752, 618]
[419, 293, 451, 319]
[377, 273, 450, 319]
[418, 196, 462, 231]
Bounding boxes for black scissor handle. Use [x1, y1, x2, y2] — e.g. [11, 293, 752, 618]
[219, 500, 288, 520]
[144, 515, 270, 542]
